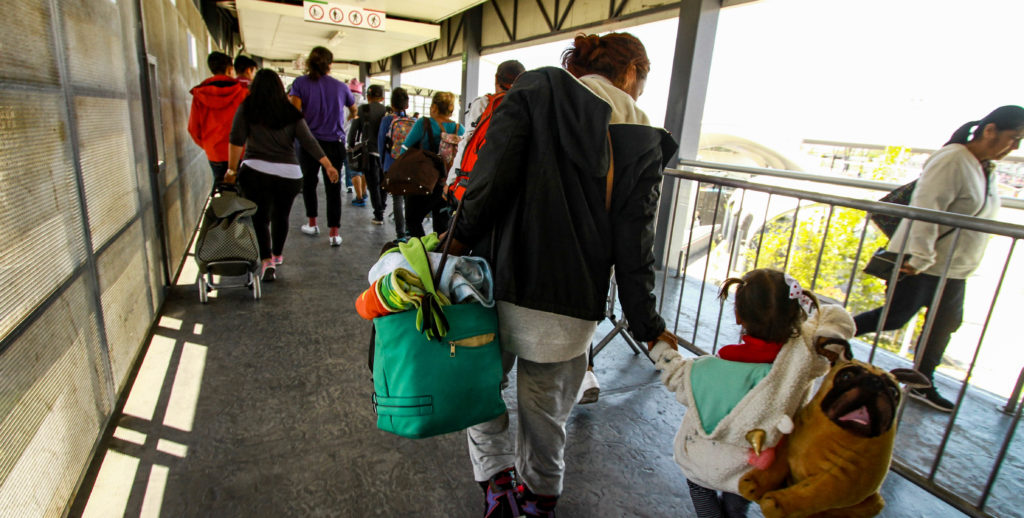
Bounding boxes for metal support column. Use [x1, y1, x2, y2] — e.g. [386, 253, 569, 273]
[133, 0, 171, 289]
[358, 62, 369, 89]
[653, 0, 720, 269]
[459, 5, 483, 124]
[390, 53, 402, 90]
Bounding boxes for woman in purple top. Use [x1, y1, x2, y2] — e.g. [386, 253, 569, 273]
[288, 46, 356, 247]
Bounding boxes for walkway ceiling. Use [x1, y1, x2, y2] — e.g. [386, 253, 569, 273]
[231, 0, 486, 64]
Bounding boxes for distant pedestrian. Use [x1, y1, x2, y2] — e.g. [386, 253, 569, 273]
[226, 69, 338, 281]
[378, 87, 411, 239]
[397, 91, 463, 238]
[349, 84, 388, 224]
[445, 60, 525, 187]
[288, 46, 356, 247]
[345, 78, 367, 203]
[188, 51, 248, 186]
[234, 54, 258, 89]
[854, 105, 1024, 412]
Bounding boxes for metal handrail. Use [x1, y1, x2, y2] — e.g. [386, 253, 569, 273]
[659, 165, 1023, 518]
[675, 159, 1024, 211]
[666, 168, 1024, 240]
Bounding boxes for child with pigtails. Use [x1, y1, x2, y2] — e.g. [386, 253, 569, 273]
[648, 268, 856, 517]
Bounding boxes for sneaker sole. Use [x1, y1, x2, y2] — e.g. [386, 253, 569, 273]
[578, 388, 600, 405]
[908, 391, 954, 413]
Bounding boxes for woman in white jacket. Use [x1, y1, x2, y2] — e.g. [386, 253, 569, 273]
[853, 105, 1024, 412]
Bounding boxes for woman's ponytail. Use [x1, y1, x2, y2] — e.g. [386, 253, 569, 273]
[944, 120, 978, 146]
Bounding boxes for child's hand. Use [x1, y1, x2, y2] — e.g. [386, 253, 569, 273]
[647, 329, 679, 352]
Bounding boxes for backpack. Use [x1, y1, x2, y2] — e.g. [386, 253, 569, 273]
[387, 115, 415, 160]
[347, 109, 369, 172]
[437, 119, 460, 172]
[452, 92, 506, 201]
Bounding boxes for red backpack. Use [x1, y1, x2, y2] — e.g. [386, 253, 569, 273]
[451, 93, 505, 201]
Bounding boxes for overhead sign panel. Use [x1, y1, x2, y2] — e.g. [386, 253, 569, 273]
[303, 1, 386, 32]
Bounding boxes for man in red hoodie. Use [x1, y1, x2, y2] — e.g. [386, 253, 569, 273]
[188, 51, 248, 185]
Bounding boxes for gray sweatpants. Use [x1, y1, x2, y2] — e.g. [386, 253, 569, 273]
[466, 350, 588, 495]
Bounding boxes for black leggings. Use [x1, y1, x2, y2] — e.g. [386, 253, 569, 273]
[853, 273, 965, 381]
[686, 480, 750, 518]
[237, 165, 302, 260]
[298, 139, 343, 228]
[405, 184, 450, 237]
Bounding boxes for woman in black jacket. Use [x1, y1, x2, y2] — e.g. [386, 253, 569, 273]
[226, 69, 338, 281]
[446, 33, 678, 517]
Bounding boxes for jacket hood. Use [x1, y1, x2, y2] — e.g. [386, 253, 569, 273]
[528, 68, 675, 178]
[527, 67, 613, 178]
[190, 75, 247, 109]
[579, 74, 651, 126]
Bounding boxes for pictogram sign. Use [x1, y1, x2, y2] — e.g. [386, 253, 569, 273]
[303, 1, 386, 32]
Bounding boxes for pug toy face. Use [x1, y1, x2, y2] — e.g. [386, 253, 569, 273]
[818, 364, 901, 438]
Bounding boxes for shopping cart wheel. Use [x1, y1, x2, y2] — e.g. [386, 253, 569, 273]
[253, 273, 262, 300]
[198, 275, 209, 303]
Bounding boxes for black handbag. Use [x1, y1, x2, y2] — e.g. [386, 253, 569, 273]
[870, 162, 993, 238]
[382, 148, 444, 196]
[863, 248, 904, 281]
[347, 141, 369, 172]
[869, 181, 916, 238]
[865, 171, 990, 280]
[347, 116, 370, 172]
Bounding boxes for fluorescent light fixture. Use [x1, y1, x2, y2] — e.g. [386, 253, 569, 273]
[329, 30, 346, 47]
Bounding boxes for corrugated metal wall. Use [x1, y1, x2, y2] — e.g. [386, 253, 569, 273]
[0, 0, 216, 514]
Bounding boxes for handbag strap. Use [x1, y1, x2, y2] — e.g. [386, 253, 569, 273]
[424, 117, 436, 151]
[434, 196, 464, 288]
[935, 174, 989, 243]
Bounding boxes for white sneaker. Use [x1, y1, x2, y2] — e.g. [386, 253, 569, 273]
[329, 235, 342, 247]
[301, 224, 320, 235]
[577, 370, 600, 405]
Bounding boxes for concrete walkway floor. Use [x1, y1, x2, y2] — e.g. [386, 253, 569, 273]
[69, 190, 977, 517]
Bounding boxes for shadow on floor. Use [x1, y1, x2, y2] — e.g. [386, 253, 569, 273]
[70, 191, 976, 517]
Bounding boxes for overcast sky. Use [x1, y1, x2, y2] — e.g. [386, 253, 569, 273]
[399, 0, 1024, 160]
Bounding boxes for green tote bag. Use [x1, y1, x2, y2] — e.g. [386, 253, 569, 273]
[371, 237, 506, 439]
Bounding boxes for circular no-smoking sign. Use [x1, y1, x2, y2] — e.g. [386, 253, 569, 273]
[329, 7, 344, 23]
[308, 4, 324, 20]
[367, 13, 381, 28]
[348, 10, 362, 25]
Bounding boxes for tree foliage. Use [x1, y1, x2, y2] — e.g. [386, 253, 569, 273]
[736, 147, 916, 352]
